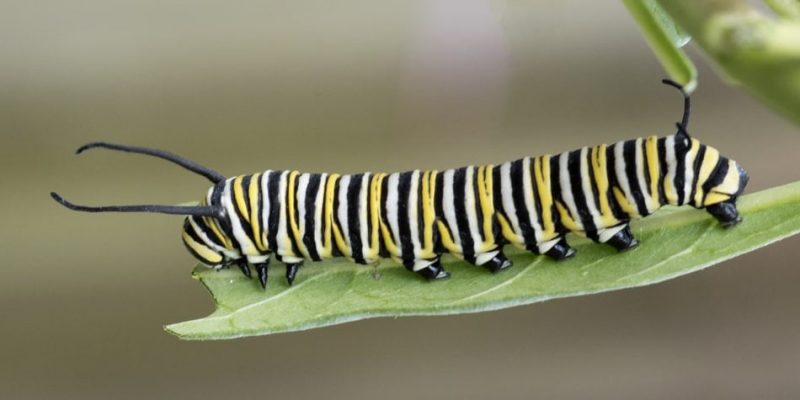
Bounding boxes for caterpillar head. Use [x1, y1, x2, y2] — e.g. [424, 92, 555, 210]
[694, 148, 749, 228]
[661, 79, 748, 228]
[181, 184, 243, 268]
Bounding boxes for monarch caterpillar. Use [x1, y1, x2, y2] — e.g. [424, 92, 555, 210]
[52, 80, 748, 289]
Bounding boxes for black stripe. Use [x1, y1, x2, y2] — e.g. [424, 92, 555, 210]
[549, 155, 566, 235]
[689, 145, 706, 205]
[453, 168, 476, 262]
[365, 174, 375, 256]
[330, 176, 344, 258]
[492, 164, 507, 225]
[397, 171, 415, 267]
[530, 159, 546, 238]
[287, 173, 303, 257]
[586, 149, 602, 226]
[266, 171, 281, 253]
[604, 145, 628, 222]
[190, 216, 224, 248]
[286, 171, 303, 257]
[347, 174, 366, 264]
[657, 138, 668, 205]
[702, 157, 729, 204]
[183, 220, 219, 264]
[509, 160, 537, 251]
[433, 171, 447, 254]
[378, 174, 391, 258]
[622, 140, 650, 216]
[229, 177, 258, 247]
[568, 149, 598, 239]
[472, 167, 486, 244]
[416, 172, 427, 254]
[674, 137, 687, 205]
[303, 174, 322, 261]
[319, 174, 329, 254]
[255, 174, 265, 250]
[211, 182, 236, 247]
[640, 140, 652, 200]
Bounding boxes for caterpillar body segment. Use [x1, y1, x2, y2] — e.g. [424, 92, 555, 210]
[51, 80, 750, 289]
[173, 130, 747, 287]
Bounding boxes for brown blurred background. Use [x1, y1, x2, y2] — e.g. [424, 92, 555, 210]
[2, 1, 799, 398]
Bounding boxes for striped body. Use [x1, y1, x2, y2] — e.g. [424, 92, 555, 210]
[182, 134, 747, 271]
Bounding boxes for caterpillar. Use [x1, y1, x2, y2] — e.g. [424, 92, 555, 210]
[52, 80, 749, 289]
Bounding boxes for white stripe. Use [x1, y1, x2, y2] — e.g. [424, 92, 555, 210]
[260, 170, 272, 250]
[359, 173, 372, 260]
[442, 169, 462, 248]
[579, 147, 603, 229]
[386, 173, 402, 255]
[407, 170, 422, 258]
[683, 141, 695, 206]
[521, 157, 542, 242]
[499, 162, 523, 243]
[634, 138, 654, 213]
[188, 217, 223, 256]
[464, 166, 481, 253]
[295, 173, 310, 256]
[559, 152, 583, 231]
[223, 179, 257, 256]
[337, 175, 352, 251]
[665, 136, 678, 205]
[314, 173, 327, 257]
[613, 141, 636, 215]
[202, 187, 237, 257]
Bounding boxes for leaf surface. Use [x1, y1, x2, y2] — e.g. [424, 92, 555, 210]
[167, 182, 800, 340]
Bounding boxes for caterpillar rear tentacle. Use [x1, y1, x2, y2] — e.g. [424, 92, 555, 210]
[52, 80, 750, 289]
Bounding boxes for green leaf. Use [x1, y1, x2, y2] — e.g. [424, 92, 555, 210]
[764, 0, 800, 20]
[623, 0, 698, 92]
[166, 181, 800, 340]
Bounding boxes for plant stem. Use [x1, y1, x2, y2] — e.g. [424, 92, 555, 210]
[656, 0, 800, 125]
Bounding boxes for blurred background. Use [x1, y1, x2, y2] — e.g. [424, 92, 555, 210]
[2, 0, 799, 398]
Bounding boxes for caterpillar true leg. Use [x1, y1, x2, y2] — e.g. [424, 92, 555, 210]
[285, 262, 302, 285]
[414, 258, 450, 280]
[236, 260, 252, 279]
[480, 249, 512, 273]
[254, 262, 269, 289]
[542, 237, 576, 260]
[602, 225, 639, 252]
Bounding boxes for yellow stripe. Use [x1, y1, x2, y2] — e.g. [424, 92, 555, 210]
[556, 201, 579, 231]
[695, 146, 719, 206]
[613, 187, 638, 217]
[437, 220, 459, 254]
[286, 171, 308, 259]
[368, 173, 382, 260]
[477, 165, 495, 250]
[592, 144, 618, 228]
[182, 231, 223, 264]
[233, 176, 250, 223]
[248, 173, 267, 251]
[704, 160, 740, 206]
[534, 155, 557, 240]
[645, 136, 663, 207]
[496, 213, 520, 245]
[327, 174, 350, 257]
[203, 215, 232, 249]
[322, 174, 339, 257]
[420, 171, 436, 257]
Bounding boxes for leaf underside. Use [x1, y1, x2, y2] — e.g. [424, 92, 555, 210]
[166, 182, 800, 340]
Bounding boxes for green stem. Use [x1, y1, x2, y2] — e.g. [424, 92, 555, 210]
[656, 0, 800, 126]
